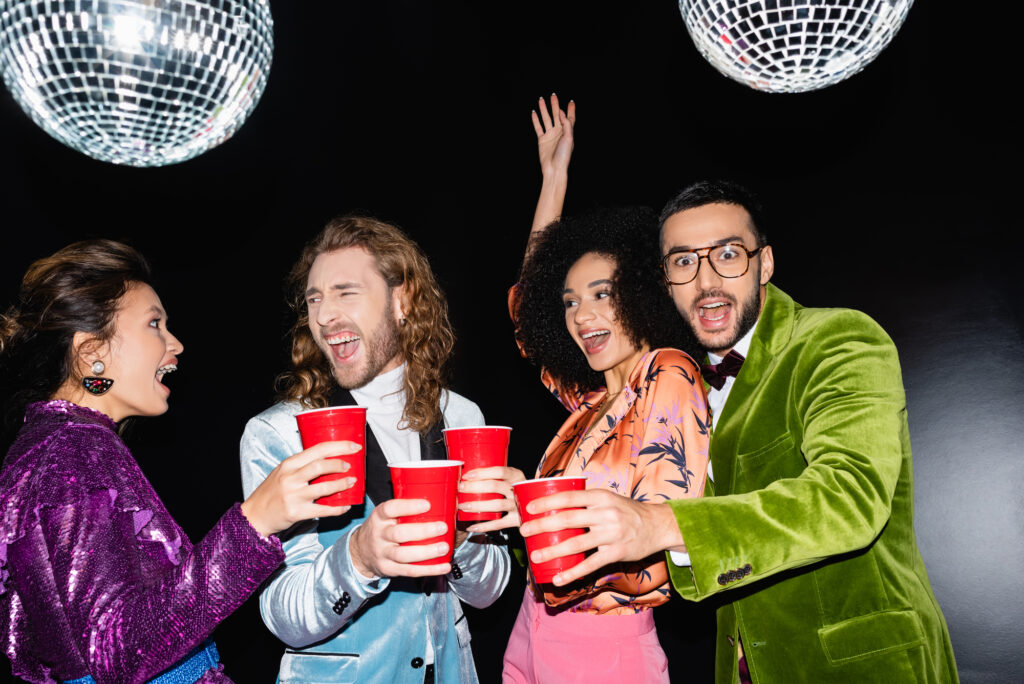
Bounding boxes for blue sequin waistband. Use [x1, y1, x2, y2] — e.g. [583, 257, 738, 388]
[64, 639, 219, 684]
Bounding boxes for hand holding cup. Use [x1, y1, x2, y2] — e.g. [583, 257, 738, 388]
[241, 440, 360, 537]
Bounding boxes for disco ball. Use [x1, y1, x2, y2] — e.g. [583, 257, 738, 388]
[679, 0, 913, 93]
[0, 0, 273, 166]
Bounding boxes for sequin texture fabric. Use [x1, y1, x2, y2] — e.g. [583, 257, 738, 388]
[0, 401, 285, 683]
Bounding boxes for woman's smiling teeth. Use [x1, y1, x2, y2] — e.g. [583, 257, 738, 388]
[156, 364, 177, 381]
[580, 329, 610, 352]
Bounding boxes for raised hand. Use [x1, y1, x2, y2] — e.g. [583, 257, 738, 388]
[517, 489, 686, 586]
[348, 498, 455, 579]
[458, 465, 528, 534]
[532, 94, 576, 180]
[241, 440, 359, 536]
[527, 94, 577, 253]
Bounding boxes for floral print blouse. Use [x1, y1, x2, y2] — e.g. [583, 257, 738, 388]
[534, 347, 711, 614]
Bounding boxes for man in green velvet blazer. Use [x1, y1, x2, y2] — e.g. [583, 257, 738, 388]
[520, 181, 958, 682]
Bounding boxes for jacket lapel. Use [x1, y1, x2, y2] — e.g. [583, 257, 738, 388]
[711, 284, 795, 496]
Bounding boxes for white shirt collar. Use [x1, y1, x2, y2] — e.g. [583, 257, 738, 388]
[350, 362, 406, 409]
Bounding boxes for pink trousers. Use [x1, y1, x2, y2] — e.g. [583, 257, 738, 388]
[502, 589, 670, 683]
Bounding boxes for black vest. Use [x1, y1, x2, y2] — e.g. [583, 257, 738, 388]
[328, 386, 446, 505]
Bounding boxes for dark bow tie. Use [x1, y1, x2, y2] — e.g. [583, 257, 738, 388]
[700, 350, 745, 391]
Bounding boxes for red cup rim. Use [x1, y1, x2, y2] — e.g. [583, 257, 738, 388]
[296, 406, 367, 417]
[388, 460, 464, 469]
[512, 476, 587, 488]
[441, 425, 512, 432]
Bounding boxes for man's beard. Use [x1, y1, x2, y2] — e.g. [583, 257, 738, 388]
[331, 302, 402, 390]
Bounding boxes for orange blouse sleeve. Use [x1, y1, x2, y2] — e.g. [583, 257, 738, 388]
[629, 349, 711, 503]
[508, 284, 586, 413]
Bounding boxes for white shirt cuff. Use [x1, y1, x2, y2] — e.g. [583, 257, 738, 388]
[669, 550, 692, 566]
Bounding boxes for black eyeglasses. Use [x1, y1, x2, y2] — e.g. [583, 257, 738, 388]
[662, 243, 764, 285]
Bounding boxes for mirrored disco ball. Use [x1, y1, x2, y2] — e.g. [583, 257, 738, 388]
[679, 0, 912, 93]
[0, 0, 273, 166]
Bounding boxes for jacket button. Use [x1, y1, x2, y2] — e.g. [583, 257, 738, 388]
[451, 561, 463, 580]
[717, 573, 729, 586]
[743, 563, 753, 576]
[411, 657, 424, 668]
[331, 591, 352, 615]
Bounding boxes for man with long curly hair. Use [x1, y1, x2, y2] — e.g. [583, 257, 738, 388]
[239, 216, 510, 684]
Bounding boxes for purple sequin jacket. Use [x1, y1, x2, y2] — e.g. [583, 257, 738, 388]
[0, 401, 286, 683]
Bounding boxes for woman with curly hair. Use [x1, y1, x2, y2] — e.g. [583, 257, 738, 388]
[459, 97, 711, 682]
[0, 240, 357, 683]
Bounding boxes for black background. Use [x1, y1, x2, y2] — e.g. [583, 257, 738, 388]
[1, 1, 1020, 682]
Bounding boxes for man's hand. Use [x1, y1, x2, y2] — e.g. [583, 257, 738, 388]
[348, 498, 453, 578]
[518, 489, 686, 586]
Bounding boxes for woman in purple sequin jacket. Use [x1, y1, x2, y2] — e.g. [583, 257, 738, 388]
[0, 241, 359, 684]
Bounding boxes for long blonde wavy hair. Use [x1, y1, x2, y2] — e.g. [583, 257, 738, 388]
[275, 216, 454, 432]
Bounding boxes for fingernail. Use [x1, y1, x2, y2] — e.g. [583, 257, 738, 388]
[435, 523, 447, 535]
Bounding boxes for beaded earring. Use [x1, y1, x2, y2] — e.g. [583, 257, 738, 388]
[82, 360, 113, 395]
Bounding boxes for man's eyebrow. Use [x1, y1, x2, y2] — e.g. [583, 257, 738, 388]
[304, 282, 361, 298]
[664, 236, 746, 253]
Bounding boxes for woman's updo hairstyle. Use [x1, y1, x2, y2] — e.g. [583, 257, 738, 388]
[0, 240, 152, 434]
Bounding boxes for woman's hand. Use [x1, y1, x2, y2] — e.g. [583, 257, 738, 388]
[527, 94, 577, 254]
[533, 93, 576, 179]
[240, 440, 359, 536]
[458, 466, 528, 533]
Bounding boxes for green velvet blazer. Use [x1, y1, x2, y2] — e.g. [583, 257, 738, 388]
[667, 284, 958, 683]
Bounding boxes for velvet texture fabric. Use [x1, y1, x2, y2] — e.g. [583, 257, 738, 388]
[0, 401, 285, 684]
[667, 285, 959, 683]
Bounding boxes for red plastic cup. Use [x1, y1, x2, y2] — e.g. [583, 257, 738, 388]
[443, 426, 512, 521]
[295, 406, 367, 506]
[389, 460, 463, 566]
[512, 476, 587, 584]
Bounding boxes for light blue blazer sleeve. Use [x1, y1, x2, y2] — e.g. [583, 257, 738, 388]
[239, 404, 389, 647]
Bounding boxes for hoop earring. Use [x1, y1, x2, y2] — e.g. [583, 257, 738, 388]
[83, 360, 113, 395]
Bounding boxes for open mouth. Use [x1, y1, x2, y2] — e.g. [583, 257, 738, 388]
[697, 300, 733, 330]
[156, 364, 177, 383]
[580, 329, 610, 353]
[326, 332, 361, 361]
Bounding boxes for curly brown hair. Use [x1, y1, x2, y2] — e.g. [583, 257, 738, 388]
[275, 216, 454, 432]
[516, 206, 699, 395]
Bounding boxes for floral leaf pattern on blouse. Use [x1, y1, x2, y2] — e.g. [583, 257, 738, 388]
[533, 348, 711, 615]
